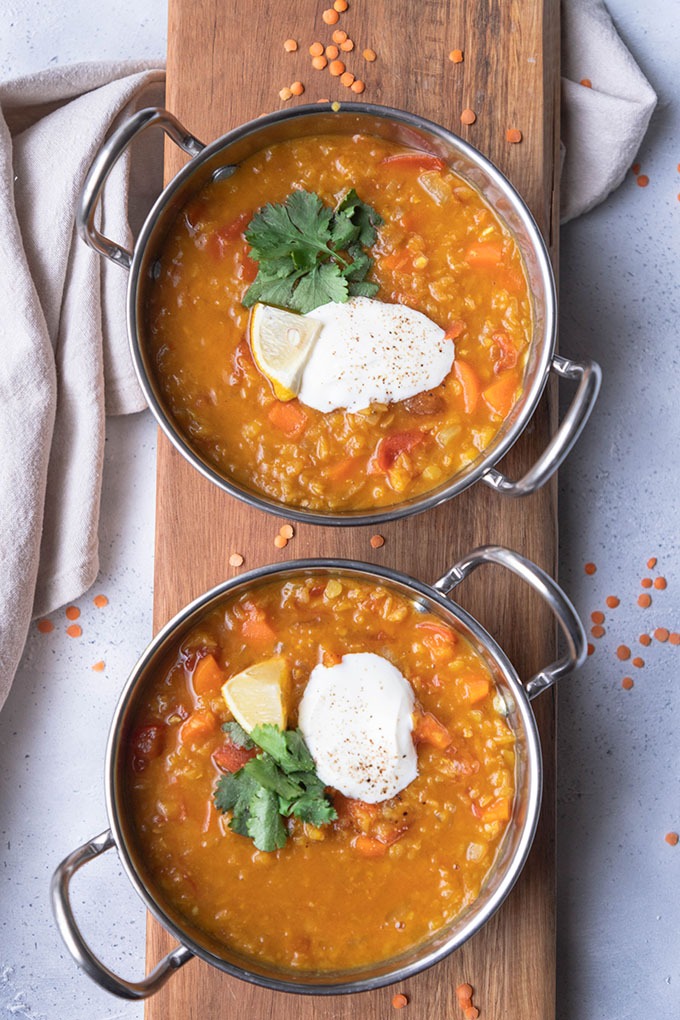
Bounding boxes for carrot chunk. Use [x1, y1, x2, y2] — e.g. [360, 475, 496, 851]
[453, 360, 481, 413]
[242, 616, 276, 644]
[483, 797, 512, 822]
[464, 241, 503, 267]
[353, 834, 388, 857]
[380, 152, 447, 172]
[413, 711, 452, 749]
[180, 710, 217, 745]
[465, 678, 491, 703]
[482, 374, 517, 417]
[192, 653, 226, 696]
[267, 400, 308, 438]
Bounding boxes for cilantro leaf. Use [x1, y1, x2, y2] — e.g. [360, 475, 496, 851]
[221, 721, 254, 749]
[243, 188, 381, 314]
[250, 724, 316, 773]
[242, 755, 302, 800]
[245, 786, 287, 851]
[348, 280, 380, 299]
[289, 793, 338, 827]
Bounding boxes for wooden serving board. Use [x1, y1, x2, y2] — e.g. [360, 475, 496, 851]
[147, 1, 561, 1017]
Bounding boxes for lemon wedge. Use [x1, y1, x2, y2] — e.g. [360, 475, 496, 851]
[248, 303, 321, 401]
[221, 656, 288, 732]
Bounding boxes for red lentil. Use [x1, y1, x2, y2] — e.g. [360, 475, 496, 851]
[37, 619, 54, 634]
[66, 624, 82, 639]
[392, 993, 408, 1009]
[639, 634, 651, 647]
[449, 49, 464, 63]
[93, 594, 109, 608]
[641, 577, 653, 588]
[506, 128, 522, 144]
[621, 677, 634, 690]
[585, 562, 597, 575]
[665, 832, 679, 846]
[654, 577, 667, 590]
[370, 534, 385, 549]
[606, 596, 620, 608]
[654, 628, 669, 643]
[591, 625, 605, 639]
[283, 39, 298, 52]
[617, 645, 631, 661]
[632, 657, 644, 669]
[647, 557, 657, 569]
[637, 594, 652, 608]
[637, 175, 649, 187]
[591, 610, 605, 625]
[229, 553, 244, 567]
[460, 108, 477, 126]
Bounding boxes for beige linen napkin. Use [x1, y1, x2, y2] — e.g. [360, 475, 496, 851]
[0, 0, 658, 711]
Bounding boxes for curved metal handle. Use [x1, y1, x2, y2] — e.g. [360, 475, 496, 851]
[77, 106, 205, 270]
[434, 545, 587, 698]
[51, 829, 193, 999]
[483, 355, 602, 497]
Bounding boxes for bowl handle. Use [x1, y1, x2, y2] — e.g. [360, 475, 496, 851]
[482, 355, 602, 496]
[77, 107, 205, 270]
[433, 544, 587, 699]
[51, 828, 193, 999]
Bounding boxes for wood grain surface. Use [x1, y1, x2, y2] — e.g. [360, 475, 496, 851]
[146, 2, 561, 1017]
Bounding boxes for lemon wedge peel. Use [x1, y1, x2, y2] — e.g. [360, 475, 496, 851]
[221, 655, 289, 733]
[248, 303, 322, 402]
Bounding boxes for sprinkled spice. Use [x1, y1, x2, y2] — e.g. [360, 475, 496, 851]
[392, 993, 408, 1009]
[647, 557, 657, 569]
[506, 128, 522, 144]
[606, 596, 620, 608]
[654, 576, 667, 590]
[637, 594, 652, 608]
[580, 78, 592, 87]
[591, 625, 605, 639]
[37, 619, 54, 634]
[621, 677, 634, 690]
[66, 624, 82, 639]
[591, 610, 605, 624]
[449, 49, 464, 63]
[637, 175, 649, 187]
[229, 553, 244, 567]
[274, 535, 288, 549]
[585, 562, 597, 575]
[654, 627, 669, 643]
[93, 594, 108, 608]
[616, 645, 631, 661]
[370, 534, 385, 548]
[631, 656, 644, 669]
[665, 832, 679, 846]
[283, 38, 298, 52]
[91, 661, 106, 672]
[363, 48, 377, 62]
[279, 524, 295, 539]
[65, 606, 80, 621]
[641, 577, 653, 588]
[460, 108, 477, 125]
[639, 634, 652, 647]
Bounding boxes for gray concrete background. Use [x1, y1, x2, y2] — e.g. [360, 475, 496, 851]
[0, 2, 677, 1017]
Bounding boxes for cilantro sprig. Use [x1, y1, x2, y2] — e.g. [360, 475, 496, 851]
[242, 188, 383, 314]
[214, 723, 337, 852]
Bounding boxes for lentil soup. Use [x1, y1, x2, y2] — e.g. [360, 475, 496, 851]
[146, 133, 532, 511]
[125, 573, 517, 973]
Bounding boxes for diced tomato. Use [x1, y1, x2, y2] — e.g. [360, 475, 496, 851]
[130, 723, 166, 772]
[213, 741, 258, 773]
[206, 211, 252, 260]
[372, 430, 427, 473]
[413, 710, 452, 750]
[179, 710, 217, 745]
[381, 152, 447, 172]
[464, 241, 504, 268]
[444, 320, 466, 341]
[267, 400, 308, 438]
[236, 247, 258, 283]
[491, 330, 518, 373]
[416, 621, 458, 645]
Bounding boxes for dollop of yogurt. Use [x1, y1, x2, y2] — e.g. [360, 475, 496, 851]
[298, 652, 418, 802]
[297, 297, 453, 413]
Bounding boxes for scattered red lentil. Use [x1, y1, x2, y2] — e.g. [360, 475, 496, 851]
[641, 578, 653, 588]
[363, 48, 377, 62]
[290, 81, 305, 96]
[329, 59, 345, 76]
[591, 625, 605, 639]
[639, 634, 652, 647]
[617, 645, 631, 661]
[279, 87, 293, 101]
[632, 162, 641, 175]
[370, 534, 385, 549]
[632, 656, 644, 669]
[391, 993, 408, 1009]
[637, 174, 649, 187]
[591, 610, 605, 624]
[65, 606, 80, 621]
[460, 108, 477, 125]
[580, 78, 592, 87]
[464, 1009, 480, 1020]
[340, 38, 354, 52]
[312, 55, 328, 69]
[665, 832, 679, 846]
[647, 557, 657, 569]
[670, 633, 680, 645]
[587, 643, 595, 656]
[654, 627, 669, 643]
[274, 535, 288, 549]
[93, 594, 108, 608]
[334, 0, 348, 10]
[91, 661, 106, 673]
[340, 71, 355, 87]
[279, 524, 295, 540]
[316, 97, 330, 103]
[621, 677, 634, 690]
[309, 41, 324, 56]
[456, 984, 474, 1003]
[37, 619, 54, 634]
[322, 8, 340, 24]
[332, 28, 347, 44]
[449, 49, 464, 63]
[326, 44, 339, 59]
[585, 562, 597, 575]
[654, 576, 667, 590]
[229, 553, 244, 567]
[637, 594, 652, 608]
[606, 595, 620, 608]
[506, 128, 522, 144]
[283, 38, 298, 52]
[351, 79, 365, 93]
[66, 624, 82, 639]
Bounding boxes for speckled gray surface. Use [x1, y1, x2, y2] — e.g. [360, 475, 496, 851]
[0, 2, 678, 1018]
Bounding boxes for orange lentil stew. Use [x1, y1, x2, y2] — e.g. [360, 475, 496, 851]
[145, 134, 532, 512]
[123, 574, 516, 973]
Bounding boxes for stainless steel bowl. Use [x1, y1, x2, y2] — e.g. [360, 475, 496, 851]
[52, 545, 586, 1000]
[78, 105, 601, 525]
